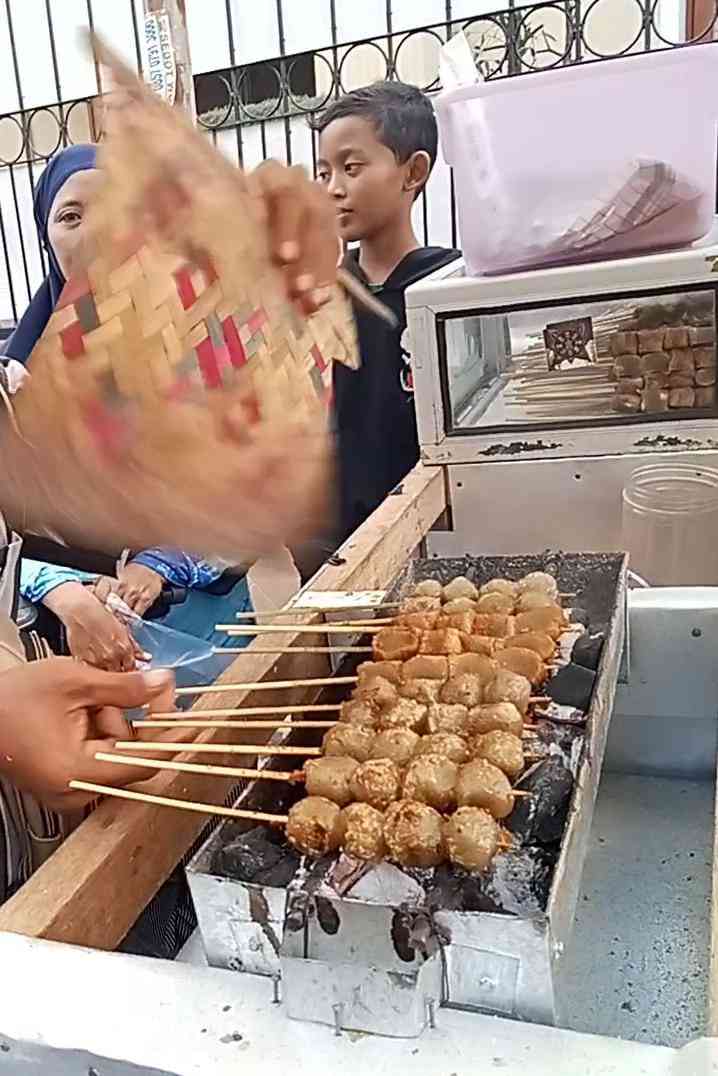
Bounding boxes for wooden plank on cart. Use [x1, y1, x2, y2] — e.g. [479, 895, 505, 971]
[0, 464, 445, 949]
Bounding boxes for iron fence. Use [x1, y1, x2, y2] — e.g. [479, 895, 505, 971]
[0, 0, 714, 321]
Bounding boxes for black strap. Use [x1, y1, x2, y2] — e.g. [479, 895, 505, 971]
[21, 534, 118, 576]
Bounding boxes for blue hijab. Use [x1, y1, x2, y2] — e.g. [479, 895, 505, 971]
[4, 143, 97, 363]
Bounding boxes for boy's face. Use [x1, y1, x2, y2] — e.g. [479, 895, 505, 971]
[317, 116, 412, 243]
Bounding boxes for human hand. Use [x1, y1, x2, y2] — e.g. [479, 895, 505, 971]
[0, 660, 185, 810]
[96, 563, 163, 617]
[44, 582, 141, 672]
[249, 160, 339, 315]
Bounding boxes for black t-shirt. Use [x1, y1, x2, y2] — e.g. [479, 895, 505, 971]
[334, 247, 460, 542]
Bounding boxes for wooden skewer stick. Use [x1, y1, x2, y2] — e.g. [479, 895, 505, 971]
[174, 675, 358, 697]
[337, 265, 398, 327]
[219, 623, 388, 636]
[101, 750, 534, 808]
[216, 646, 373, 655]
[231, 597, 575, 620]
[114, 741, 322, 757]
[68, 781, 289, 824]
[95, 752, 303, 783]
[234, 603, 400, 620]
[134, 719, 337, 730]
[145, 704, 342, 719]
[529, 697, 550, 704]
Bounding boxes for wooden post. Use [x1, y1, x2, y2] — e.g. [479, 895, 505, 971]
[141, 0, 196, 120]
[686, 0, 717, 41]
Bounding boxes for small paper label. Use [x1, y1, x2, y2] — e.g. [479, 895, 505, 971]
[143, 11, 177, 106]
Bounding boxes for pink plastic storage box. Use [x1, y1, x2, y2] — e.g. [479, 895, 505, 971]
[435, 46, 718, 276]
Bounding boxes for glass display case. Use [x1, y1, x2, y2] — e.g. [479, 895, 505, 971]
[406, 245, 718, 461]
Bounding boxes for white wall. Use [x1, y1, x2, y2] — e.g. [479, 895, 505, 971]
[0, 0, 690, 322]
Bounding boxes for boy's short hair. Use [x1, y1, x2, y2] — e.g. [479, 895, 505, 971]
[313, 81, 439, 181]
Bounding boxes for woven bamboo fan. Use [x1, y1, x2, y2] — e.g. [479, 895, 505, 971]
[9, 37, 358, 560]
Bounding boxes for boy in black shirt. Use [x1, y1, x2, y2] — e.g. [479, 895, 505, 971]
[315, 82, 459, 546]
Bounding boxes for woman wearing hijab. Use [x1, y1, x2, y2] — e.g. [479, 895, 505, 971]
[5, 145, 254, 671]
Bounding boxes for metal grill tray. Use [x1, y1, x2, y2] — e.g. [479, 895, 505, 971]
[187, 552, 628, 1032]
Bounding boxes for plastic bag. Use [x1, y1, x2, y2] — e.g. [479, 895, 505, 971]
[129, 616, 235, 689]
[106, 592, 236, 694]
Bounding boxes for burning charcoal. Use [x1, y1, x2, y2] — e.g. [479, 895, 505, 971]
[485, 846, 554, 915]
[546, 662, 595, 710]
[425, 863, 467, 912]
[535, 721, 584, 755]
[568, 606, 589, 629]
[284, 888, 311, 933]
[533, 701, 586, 726]
[456, 846, 554, 917]
[523, 722, 583, 769]
[314, 896, 340, 935]
[348, 860, 427, 905]
[389, 909, 440, 962]
[213, 826, 300, 887]
[508, 757, 573, 845]
[571, 632, 605, 671]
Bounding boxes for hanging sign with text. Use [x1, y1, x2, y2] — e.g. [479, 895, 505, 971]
[142, 11, 177, 106]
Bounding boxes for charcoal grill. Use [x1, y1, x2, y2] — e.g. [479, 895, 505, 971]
[187, 551, 627, 1036]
